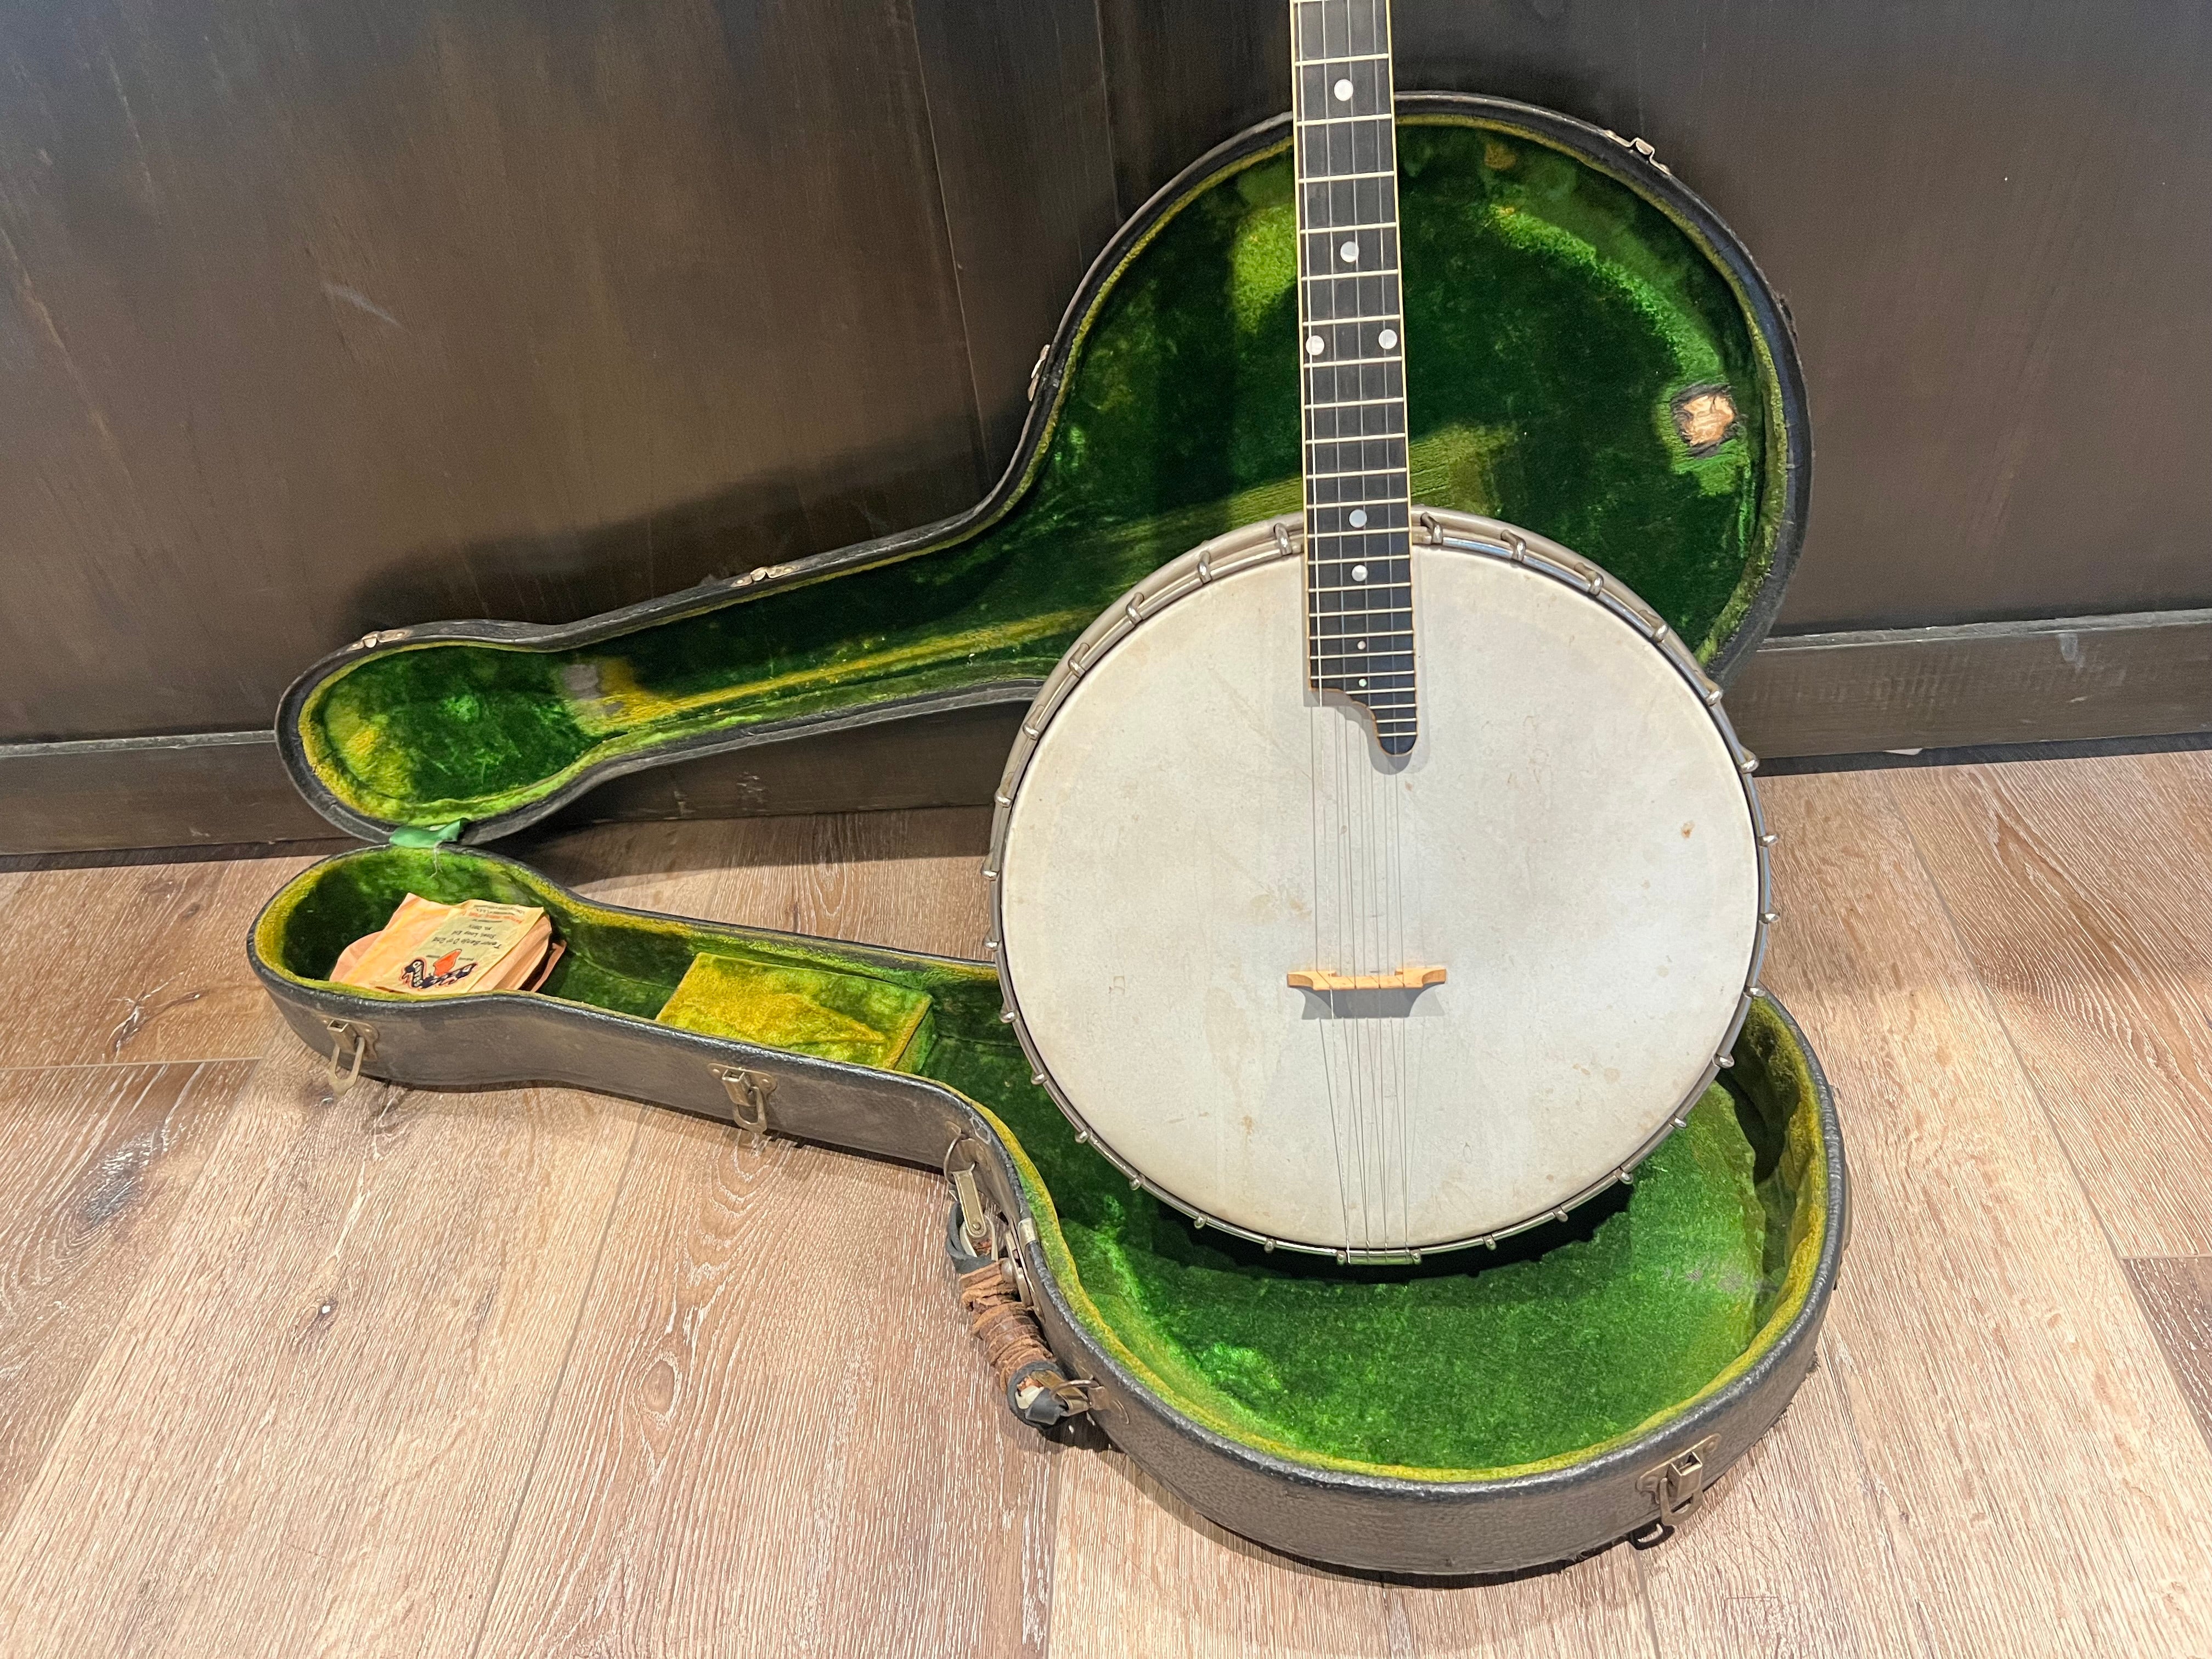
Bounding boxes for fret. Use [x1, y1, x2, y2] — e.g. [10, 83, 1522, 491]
[1300, 230, 1397, 257]
[1306, 440, 1407, 465]
[1307, 489, 1408, 509]
[1303, 365, 1404, 403]
[1300, 286, 1402, 322]
[1305, 439, 1403, 459]
[1293, 0, 1387, 59]
[1301, 275, 1400, 314]
[1299, 179, 1398, 231]
[1305, 464, 1407, 483]
[1295, 125, 1393, 180]
[1309, 509, 1410, 532]
[1296, 312, 1402, 328]
[1304, 465, 1408, 482]
[1303, 396, 1403, 411]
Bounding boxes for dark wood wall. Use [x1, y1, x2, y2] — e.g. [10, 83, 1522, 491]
[3, 0, 2208, 746]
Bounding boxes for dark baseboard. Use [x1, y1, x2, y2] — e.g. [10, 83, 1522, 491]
[0, 703, 1027, 857]
[1725, 607, 2212, 759]
[8, 608, 2210, 856]
[0, 731, 336, 857]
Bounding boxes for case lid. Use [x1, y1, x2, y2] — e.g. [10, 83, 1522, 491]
[275, 94, 1807, 845]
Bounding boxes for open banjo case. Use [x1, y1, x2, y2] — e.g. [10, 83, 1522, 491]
[248, 94, 1842, 1577]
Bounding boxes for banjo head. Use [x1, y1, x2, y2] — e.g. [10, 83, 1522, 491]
[990, 510, 1769, 1259]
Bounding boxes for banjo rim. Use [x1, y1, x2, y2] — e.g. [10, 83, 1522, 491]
[984, 506, 1775, 1262]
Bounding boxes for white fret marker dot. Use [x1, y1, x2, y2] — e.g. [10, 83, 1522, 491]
[1356, 639, 1367, 649]
[1352, 564, 1368, 582]
[1306, 334, 1324, 356]
[1333, 78, 1354, 101]
[1348, 509, 1368, 527]
[1358, 678, 1368, 687]
[1340, 240, 1359, 262]
[1379, 329, 1398, 349]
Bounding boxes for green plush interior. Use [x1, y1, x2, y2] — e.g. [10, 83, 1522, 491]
[259, 849, 1827, 1479]
[656, 952, 937, 1069]
[300, 115, 1787, 832]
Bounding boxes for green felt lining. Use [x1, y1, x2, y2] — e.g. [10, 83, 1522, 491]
[296, 114, 1787, 833]
[655, 951, 937, 1070]
[257, 848, 1827, 1479]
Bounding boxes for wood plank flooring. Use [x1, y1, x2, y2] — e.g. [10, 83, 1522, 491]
[1, 755, 2210, 1655]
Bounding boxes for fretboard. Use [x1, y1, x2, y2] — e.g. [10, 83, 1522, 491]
[1292, 0, 1414, 756]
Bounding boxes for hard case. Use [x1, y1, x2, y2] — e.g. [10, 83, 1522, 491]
[249, 94, 1842, 1576]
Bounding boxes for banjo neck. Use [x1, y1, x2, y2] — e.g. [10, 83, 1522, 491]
[1291, 0, 1417, 756]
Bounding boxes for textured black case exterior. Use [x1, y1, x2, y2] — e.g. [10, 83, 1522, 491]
[251, 864, 1845, 1578]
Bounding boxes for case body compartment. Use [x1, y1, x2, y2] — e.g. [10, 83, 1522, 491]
[252, 847, 1841, 1577]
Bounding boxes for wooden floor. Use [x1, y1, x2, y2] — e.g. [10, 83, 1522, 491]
[2, 752, 2210, 1656]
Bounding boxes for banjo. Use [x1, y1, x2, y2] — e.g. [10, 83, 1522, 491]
[987, 0, 1773, 1261]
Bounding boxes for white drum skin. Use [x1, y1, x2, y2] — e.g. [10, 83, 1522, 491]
[994, 521, 1765, 1254]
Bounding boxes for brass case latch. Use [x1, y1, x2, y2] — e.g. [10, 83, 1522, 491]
[1632, 1434, 1720, 1545]
[711, 1065, 777, 1144]
[322, 1018, 376, 1097]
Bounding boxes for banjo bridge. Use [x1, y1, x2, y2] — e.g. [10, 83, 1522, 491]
[1286, 967, 1447, 992]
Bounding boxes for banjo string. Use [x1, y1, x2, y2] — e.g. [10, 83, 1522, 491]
[1338, 695, 1372, 1250]
[1390, 721, 1409, 1251]
[1345, 699, 1362, 1248]
[1310, 689, 1354, 1251]
[1390, 544, 1414, 1252]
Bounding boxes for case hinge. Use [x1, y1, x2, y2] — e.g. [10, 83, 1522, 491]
[1631, 1434, 1720, 1545]
[710, 1065, 778, 1145]
[1602, 128, 1674, 177]
[943, 1137, 1094, 1426]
